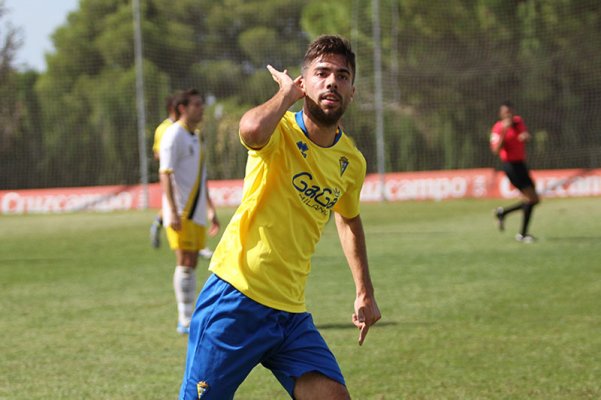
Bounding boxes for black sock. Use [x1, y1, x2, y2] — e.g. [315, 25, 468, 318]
[502, 202, 524, 217]
[521, 203, 534, 236]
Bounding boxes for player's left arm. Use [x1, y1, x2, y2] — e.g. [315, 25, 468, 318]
[518, 130, 531, 142]
[335, 212, 381, 345]
[205, 186, 220, 237]
[517, 118, 531, 142]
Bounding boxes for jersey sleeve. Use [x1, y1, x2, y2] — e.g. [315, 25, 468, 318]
[152, 125, 163, 154]
[490, 121, 503, 139]
[239, 119, 284, 159]
[490, 122, 503, 150]
[515, 117, 528, 134]
[159, 127, 179, 173]
[491, 120, 504, 135]
[333, 154, 366, 219]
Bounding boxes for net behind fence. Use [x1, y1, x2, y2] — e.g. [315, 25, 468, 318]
[2, 0, 600, 190]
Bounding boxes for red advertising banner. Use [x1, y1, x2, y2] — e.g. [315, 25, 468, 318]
[0, 185, 147, 214]
[361, 168, 601, 201]
[497, 169, 601, 199]
[1, 169, 600, 214]
[360, 169, 495, 202]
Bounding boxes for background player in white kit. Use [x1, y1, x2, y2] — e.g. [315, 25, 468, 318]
[159, 89, 219, 334]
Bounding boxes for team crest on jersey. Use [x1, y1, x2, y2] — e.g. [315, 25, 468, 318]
[339, 156, 349, 176]
[296, 140, 309, 158]
[197, 381, 209, 398]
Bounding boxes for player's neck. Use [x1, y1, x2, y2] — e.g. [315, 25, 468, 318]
[177, 118, 197, 133]
[302, 112, 339, 148]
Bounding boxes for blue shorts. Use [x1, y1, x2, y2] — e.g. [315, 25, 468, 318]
[179, 274, 345, 400]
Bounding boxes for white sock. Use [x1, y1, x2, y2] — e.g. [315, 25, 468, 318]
[173, 266, 196, 326]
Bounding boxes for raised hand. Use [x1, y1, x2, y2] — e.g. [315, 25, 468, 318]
[239, 65, 305, 149]
[266, 65, 305, 103]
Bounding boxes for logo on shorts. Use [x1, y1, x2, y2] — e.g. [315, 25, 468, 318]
[197, 381, 209, 399]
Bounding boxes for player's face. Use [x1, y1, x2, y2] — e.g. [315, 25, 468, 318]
[302, 54, 355, 126]
[499, 105, 513, 120]
[186, 95, 204, 125]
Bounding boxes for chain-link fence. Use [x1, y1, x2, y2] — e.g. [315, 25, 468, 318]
[2, 0, 600, 191]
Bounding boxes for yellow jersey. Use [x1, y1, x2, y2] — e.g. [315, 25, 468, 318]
[152, 118, 175, 155]
[209, 111, 366, 312]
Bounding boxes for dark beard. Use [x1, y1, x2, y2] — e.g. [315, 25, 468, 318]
[304, 95, 345, 127]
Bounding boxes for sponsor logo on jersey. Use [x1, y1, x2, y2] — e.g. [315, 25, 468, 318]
[339, 156, 349, 176]
[197, 381, 209, 398]
[292, 172, 340, 215]
[296, 141, 309, 158]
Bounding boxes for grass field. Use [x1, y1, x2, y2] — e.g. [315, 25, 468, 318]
[1, 197, 601, 399]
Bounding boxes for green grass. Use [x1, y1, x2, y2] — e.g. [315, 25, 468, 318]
[1, 198, 601, 399]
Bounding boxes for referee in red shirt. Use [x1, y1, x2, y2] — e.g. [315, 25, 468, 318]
[490, 101, 541, 243]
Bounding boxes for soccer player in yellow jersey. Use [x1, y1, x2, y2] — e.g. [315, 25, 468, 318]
[150, 94, 179, 248]
[153, 94, 179, 160]
[179, 36, 381, 400]
[160, 89, 220, 334]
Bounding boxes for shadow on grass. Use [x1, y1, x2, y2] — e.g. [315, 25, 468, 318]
[367, 230, 453, 236]
[317, 321, 399, 330]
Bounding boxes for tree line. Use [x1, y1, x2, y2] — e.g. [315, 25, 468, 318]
[1, 0, 600, 190]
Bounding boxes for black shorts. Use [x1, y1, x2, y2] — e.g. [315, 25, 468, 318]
[502, 161, 535, 190]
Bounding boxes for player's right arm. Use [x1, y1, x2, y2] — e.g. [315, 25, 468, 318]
[490, 118, 511, 155]
[160, 172, 181, 231]
[159, 127, 181, 231]
[152, 124, 164, 160]
[239, 65, 304, 149]
[490, 130, 503, 155]
[153, 131, 161, 160]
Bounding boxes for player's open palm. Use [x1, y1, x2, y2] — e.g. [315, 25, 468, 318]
[266, 65, 304, 103]
[353, 295, 381, 346]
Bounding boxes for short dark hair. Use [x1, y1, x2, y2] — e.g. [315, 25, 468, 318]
[501, 100, 514, 109]
[175, 88, 202, 111]
[303, 35, 356, 83]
